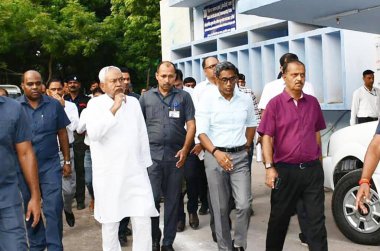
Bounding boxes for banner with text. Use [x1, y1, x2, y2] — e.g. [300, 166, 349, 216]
[203, 0, 236, 38]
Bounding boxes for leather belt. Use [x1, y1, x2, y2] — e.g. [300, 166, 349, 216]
[216, 145, 246, 153]
[275, 159, 320, 169]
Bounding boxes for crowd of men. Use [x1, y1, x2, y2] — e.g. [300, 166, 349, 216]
[1, 52, 380, 251]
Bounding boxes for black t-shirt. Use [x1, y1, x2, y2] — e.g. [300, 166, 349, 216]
[64, 93, 90, 115]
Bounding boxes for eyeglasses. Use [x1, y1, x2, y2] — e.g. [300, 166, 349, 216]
[109, 77, 124, 84]
[204, 64, 217, 70]
[218, 76, 238, 84]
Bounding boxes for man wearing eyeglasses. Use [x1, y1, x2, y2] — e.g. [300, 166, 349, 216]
[196, 62, 257, 251]
[191, 56, 219, 222]
[350, 69, 379, 125]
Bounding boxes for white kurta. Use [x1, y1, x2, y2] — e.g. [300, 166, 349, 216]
[85, 94, 158, 223]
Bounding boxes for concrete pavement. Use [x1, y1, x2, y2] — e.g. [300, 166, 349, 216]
[63, 160, 379, 251]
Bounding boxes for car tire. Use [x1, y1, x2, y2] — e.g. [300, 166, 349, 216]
[332, 169, 380, 245]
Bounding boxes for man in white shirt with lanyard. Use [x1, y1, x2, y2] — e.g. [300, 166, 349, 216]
[350, 69, 379, 125]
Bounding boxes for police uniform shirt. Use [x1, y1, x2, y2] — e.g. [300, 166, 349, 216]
[18, 95, 70, 161]
[0, 96, 32, 208]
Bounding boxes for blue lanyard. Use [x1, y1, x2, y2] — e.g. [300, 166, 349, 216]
[155, 91, 177, 110]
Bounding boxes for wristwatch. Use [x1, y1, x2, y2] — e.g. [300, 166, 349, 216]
[64, 160, 71, 165]
[264, 162, 274, 169]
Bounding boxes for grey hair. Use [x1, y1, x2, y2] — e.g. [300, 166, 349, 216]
[214, 61, 239, 78]
[98, 66, 121, 83]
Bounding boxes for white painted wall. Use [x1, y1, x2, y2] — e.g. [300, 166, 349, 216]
[160, 0, 192, 60]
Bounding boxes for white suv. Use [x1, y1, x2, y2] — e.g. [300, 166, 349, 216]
[0, 84, 22, 98]
[323, 121, 380, 245]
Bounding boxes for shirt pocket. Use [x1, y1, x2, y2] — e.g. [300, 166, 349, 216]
[41, 113, 58, 132]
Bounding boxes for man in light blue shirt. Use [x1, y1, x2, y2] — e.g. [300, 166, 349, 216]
[196, 61, 258, 251]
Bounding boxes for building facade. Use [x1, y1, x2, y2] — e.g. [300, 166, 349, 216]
[160, 0, 379, 152]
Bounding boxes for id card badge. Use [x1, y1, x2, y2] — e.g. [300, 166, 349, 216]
[169, 110, 180, 118]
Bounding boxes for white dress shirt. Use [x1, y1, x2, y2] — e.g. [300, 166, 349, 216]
[192, 79, 217, 110]
[258, 78, 315, 110]
[196, 87, 258, 148]
[350, 86, 380, 125]
[64, 101, 79, 144]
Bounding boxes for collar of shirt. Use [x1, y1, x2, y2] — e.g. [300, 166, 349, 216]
[0, 96, 5, 103]
[215, 86, 241, 102]
[152, 86, 179, 96]
[19, 94, 50, 108]
[280, 90, 305, 104]
[363, 86, 377, 96]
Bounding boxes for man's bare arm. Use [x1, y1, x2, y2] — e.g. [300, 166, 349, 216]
[57, 128, 71, 176]
[15, 141, 41, 227]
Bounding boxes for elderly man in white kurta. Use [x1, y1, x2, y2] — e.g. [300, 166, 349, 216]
[85, 66, 158, 251]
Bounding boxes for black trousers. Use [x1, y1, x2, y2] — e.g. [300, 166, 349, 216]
[266, 161, 327, 251]
[118, 217, 130, 237]
[73, 134, 88, 205]
[178, 154, 201, 222]
[148, 160, 184, 246]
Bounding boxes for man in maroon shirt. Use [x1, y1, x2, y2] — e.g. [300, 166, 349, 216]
[258, 60, 327, 251]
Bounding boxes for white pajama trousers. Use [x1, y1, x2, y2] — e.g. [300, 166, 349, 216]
[102, 217, 152, 251]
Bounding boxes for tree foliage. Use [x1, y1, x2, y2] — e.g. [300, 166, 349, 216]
[0, 0, 161, 91]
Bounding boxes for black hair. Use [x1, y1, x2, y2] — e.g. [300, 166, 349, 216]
[46, 78, 63, 88]
[363, 69, 374, 77]
[279, 53, 298, 67]
[282, 59, 305, 73]
[183, 77, 196, 84]
[175, 69, 183, 81]
[238, 73, 245, 81]
[92, 87, 104, 95]
[119, 67, 130, 74]
[215, 61, 239, 78]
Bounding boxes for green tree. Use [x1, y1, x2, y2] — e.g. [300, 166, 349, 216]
[0, 0, 161, 91]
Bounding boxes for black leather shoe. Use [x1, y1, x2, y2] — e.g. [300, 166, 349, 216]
[152, 240, 160, 251]
[176, 220, 185, 232]
[161, 245, 175, 251]
[189, 213, 199, 229]
[76, 202, 85, 210]
[198, 206, 209, 215]
[64, 210, 75, 227]
[118, 234, 128, 247]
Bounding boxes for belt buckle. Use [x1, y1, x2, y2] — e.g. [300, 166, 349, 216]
[299, 163, 306, 169]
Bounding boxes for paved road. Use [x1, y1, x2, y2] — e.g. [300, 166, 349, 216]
[63, 160, 379, 250]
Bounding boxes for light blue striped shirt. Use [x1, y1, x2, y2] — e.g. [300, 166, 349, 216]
[196, 87, 258, 148]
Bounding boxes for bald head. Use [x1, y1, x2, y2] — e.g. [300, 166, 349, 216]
[21, 70, 43, 101]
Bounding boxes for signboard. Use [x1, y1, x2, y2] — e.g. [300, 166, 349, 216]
[203, 0, 236, 38]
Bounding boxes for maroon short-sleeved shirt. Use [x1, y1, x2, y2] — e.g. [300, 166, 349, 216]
[258, 91, 326, 164]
